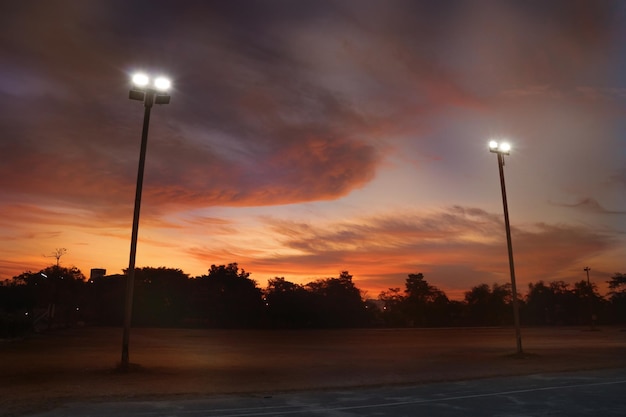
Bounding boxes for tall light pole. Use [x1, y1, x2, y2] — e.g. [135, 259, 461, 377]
[120, 73, 171, 371]
[489, 140, 523, 355]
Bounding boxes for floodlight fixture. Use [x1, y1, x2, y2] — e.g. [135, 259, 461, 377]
[489, 140, 511, 155]
[154, 94, 171, 105]
[154, 76, 171, 91]
[129, 72, 171, 105]
[129, 89, 146, 101]
[132, 73, 149, 87]
[131, 72, 171, 91]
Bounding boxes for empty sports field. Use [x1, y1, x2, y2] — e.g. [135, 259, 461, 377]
[2, 326, 626, 416]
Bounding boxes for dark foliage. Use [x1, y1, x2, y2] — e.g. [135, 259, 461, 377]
[605, 273, 626, 324]
[2, 263, 625, 337]
[378, 274, 455, 327]
[4, 266, 87, 331]
[403, 273, 451, 327]
[264, 277, 317, 328]
[304, 271, 369, 328]
[132, 267, 191, 327]
[83, 273, 125, 326]
[190, 263, 264, 328]
[463, 283, 513, 326]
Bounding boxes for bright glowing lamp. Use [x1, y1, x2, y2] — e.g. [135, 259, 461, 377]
[488, 140, 511, 155]
[132, 73, 149, 87]
[154, 76, 171, 91]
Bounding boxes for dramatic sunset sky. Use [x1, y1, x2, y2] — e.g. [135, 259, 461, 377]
[1, 0, 624, 299]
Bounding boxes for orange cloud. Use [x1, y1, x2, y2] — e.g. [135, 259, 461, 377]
[173, 206, 618, 300]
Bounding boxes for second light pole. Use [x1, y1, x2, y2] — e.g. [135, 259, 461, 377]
[121, 73, 171, 371]
[489, 140, 523, 355]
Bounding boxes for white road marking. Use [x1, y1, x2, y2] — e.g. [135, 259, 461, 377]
[121, 378, 626, 416]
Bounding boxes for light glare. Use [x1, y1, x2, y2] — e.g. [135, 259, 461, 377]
[154, 77, 171, 91]
[488, 140, 511, 154]
[132, 73, 149, 87]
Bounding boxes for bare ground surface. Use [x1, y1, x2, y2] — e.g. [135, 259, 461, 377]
[2, 326, 626, 417]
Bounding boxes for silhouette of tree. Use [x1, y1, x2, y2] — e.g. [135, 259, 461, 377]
[573, 279, 603, 326]
[426, 290, 452, 327]
[607, 273, 626, 323]
[11, 265, 86, 328]
[378, 287, 405, 327]
[265, 277, 316, 328]
[83, 273, 125, 326]
[608, 273, 626, 295]
[524, 281, 555, 325]
[8, 257, 623, 331]
[0, 276, 35, 337]
[6, 272, 37, 311]
[402, 273, 450, 327]
[132, 267, 191, 326]
[542, 281, 579, 325]
[405, 274, 436, 302]
[305, 271, 368, 328]
[44, 248, 67, 267]
[193, 263, 264, 328]
[464, 283, 512, 326]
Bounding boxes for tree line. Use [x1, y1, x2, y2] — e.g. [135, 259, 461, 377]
[1, 263, 625, 337]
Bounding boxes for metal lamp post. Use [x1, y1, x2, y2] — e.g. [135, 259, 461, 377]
[489, 140, 523, 355]
[120, 73, 171, 371]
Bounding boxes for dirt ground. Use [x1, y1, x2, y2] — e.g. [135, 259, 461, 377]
[2, 326, 626, 417]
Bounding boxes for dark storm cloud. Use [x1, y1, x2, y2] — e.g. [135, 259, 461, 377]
[0, 0, 392, 218]
[1, 0, 619, 217]
[552, 198, 626, 215]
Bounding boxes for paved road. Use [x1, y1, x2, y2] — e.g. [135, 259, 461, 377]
[28, 367, 626, 416]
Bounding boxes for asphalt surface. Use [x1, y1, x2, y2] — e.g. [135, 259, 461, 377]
[26, 367, 626, 416]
